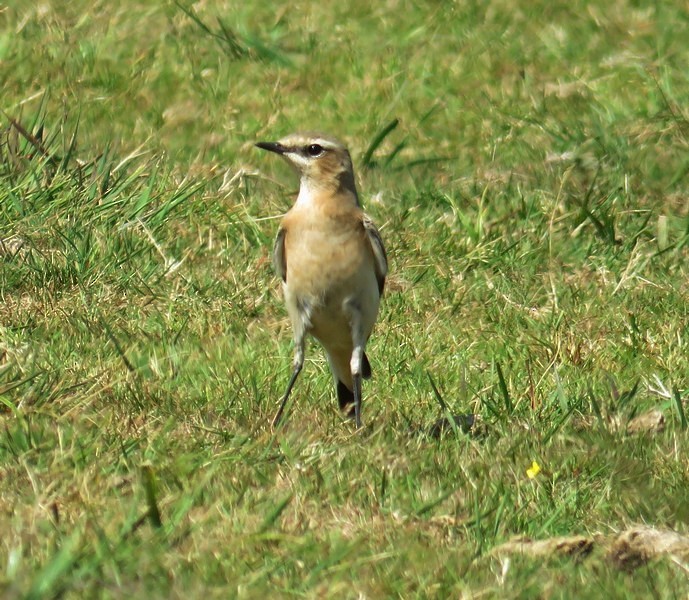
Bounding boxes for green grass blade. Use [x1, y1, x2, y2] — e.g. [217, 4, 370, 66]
[673, 387, 687, 430]
[361, 118, 399, 168]
[495, 361, 513, 416]
[141, 464, 163, 529]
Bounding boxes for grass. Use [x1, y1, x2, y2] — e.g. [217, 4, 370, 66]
[1, 0, 689, 597]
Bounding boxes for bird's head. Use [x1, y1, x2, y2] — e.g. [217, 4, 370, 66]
[256, 132, 357, 197]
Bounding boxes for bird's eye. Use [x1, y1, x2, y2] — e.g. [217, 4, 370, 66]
[306, 144, 324, 157]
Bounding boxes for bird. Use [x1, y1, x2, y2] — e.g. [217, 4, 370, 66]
[255, 132, 387, 428]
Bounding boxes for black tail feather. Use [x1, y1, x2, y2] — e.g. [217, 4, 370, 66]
[362, 352, 372, 379]
[337, 380, 355, 416]
[337, 354, 371, 417]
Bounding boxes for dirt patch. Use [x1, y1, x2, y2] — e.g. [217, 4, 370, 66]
[491, 526, 689, 572]
[573, 408, 666, 436]
[492, 536, 594, 560]
[608, 526, 689, 571]
[0, 236, 28, 257]
[625, 409, 666, 435]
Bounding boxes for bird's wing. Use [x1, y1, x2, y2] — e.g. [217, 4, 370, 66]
[363, 215, 387, 295]
[273, 227, 287, 282]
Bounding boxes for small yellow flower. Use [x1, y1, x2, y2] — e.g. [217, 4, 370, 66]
[526, 461, 541, 479]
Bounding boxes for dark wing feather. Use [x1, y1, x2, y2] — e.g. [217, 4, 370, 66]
[273, 227, 287, 282]
[363, 215, 387, 295]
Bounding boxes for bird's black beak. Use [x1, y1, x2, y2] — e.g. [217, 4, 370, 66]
[255, 141, 286, 154]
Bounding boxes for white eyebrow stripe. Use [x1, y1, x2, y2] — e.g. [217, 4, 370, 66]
[286, 141, 338, 154]
[278, 136, 343, 153]
[315, 139, 341, 150]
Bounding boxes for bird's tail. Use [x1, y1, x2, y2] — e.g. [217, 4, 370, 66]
[336, 380, 354, 413]
[335, 352, 371, 414]
[362, 352, 372, 379]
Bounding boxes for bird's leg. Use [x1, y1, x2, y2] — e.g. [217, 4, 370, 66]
[352, 370, 362, 429]
[349, 313, 365, 429]
[272, 334, 305, 428]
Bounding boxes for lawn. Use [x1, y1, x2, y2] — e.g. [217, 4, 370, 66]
[1, 1, 689, 597]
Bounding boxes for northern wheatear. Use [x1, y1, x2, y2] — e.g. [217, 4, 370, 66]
[256, 132, 387, 428]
